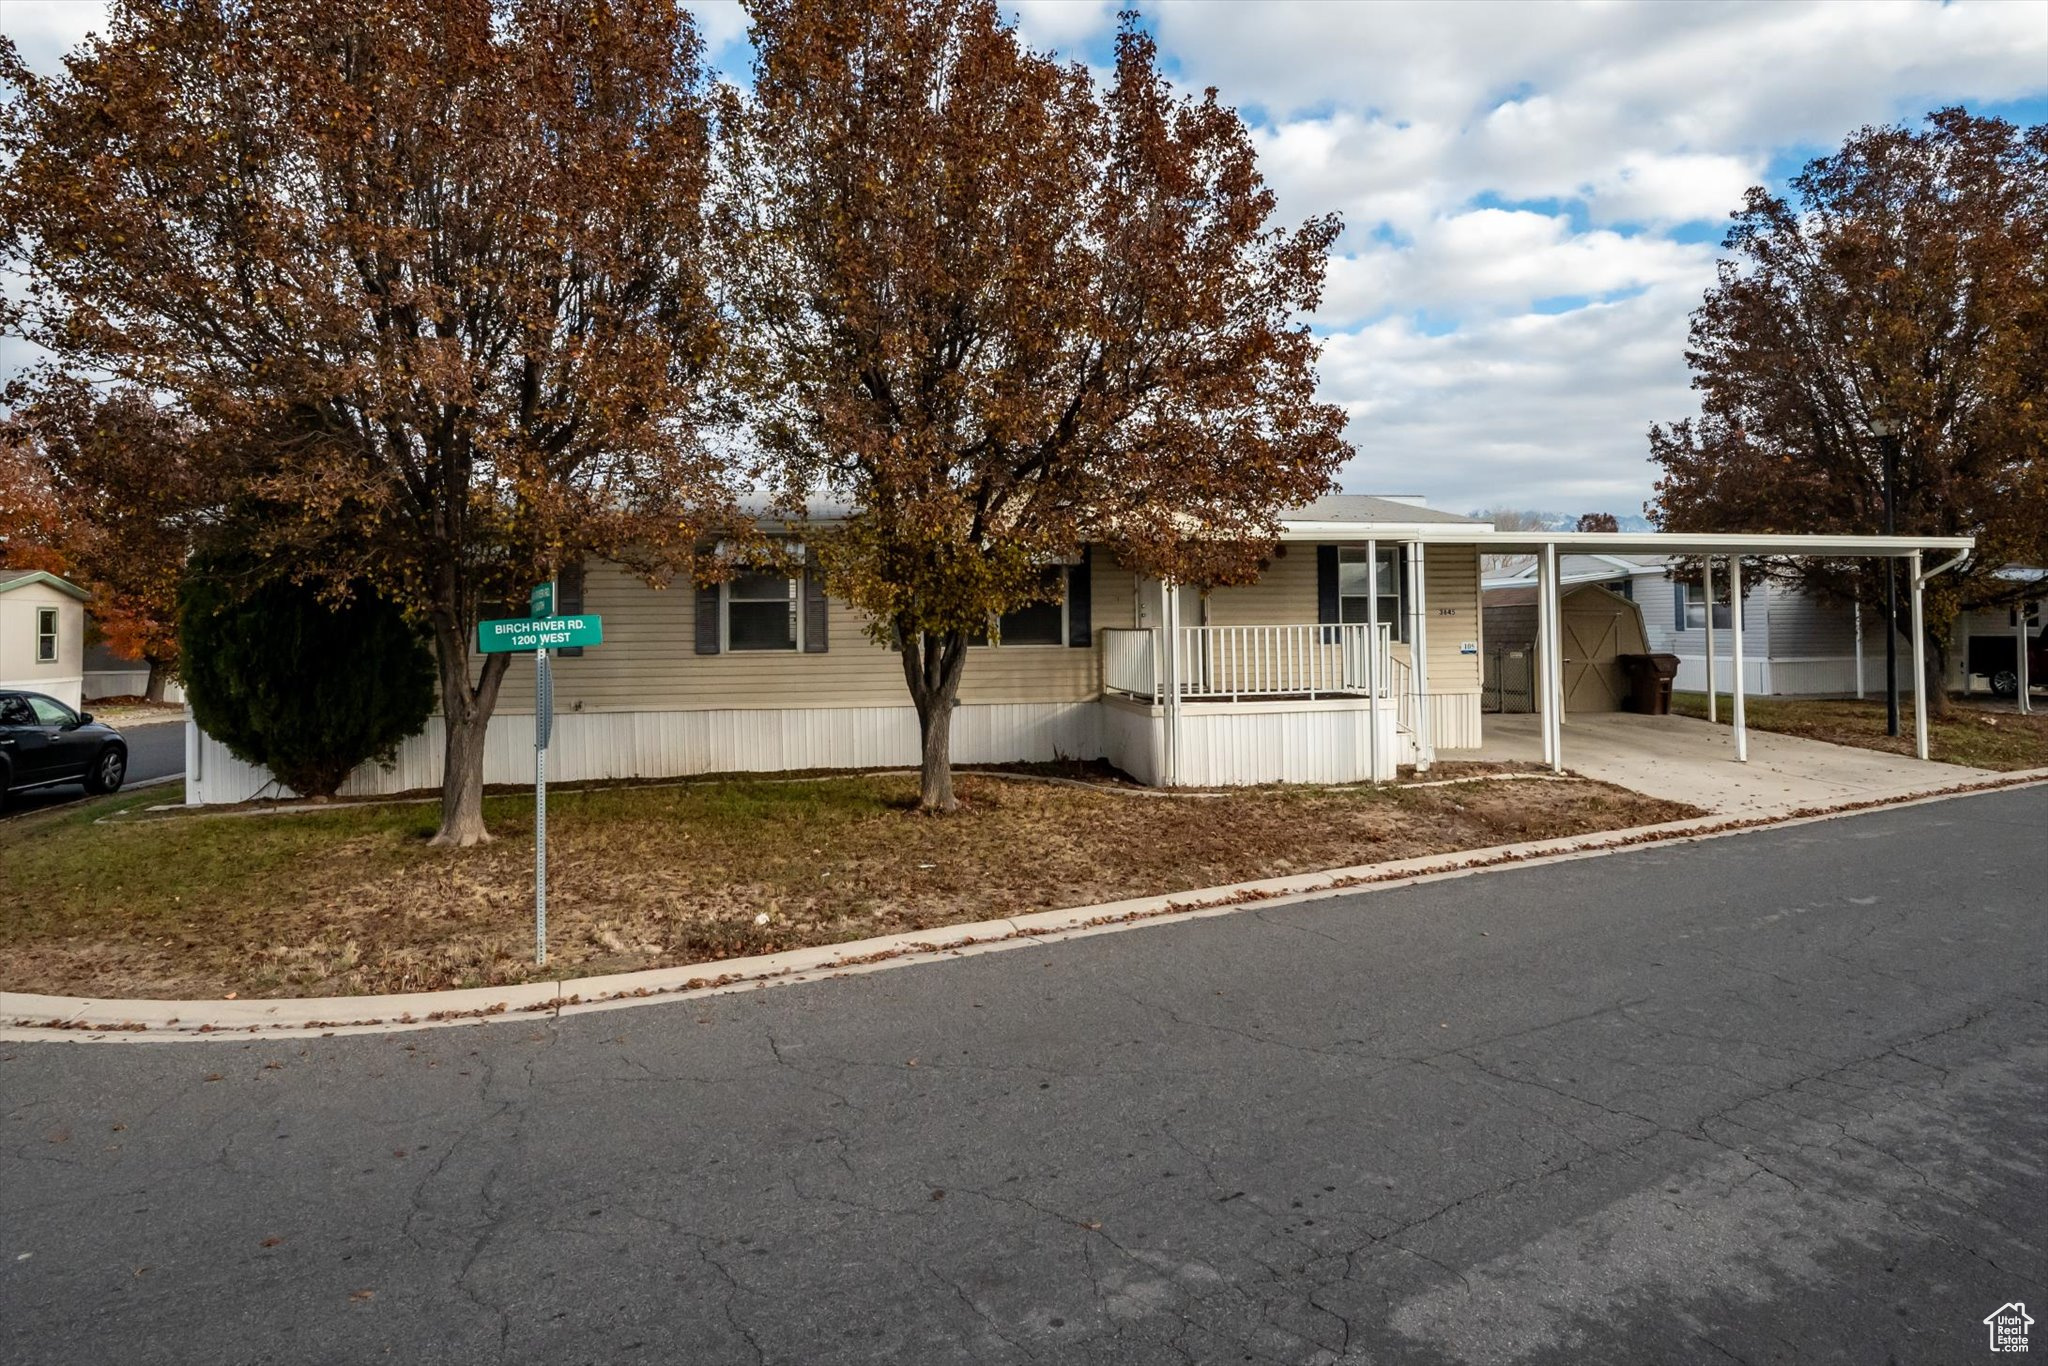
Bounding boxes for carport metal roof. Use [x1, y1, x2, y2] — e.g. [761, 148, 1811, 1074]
[1276, 525, 1977, 560]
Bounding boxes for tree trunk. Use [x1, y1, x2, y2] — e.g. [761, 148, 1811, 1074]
[143, 657, 168, 705]
[1922, 631, 1951, 720]
[429, 624, 510, 847]
[898, 627, 969, 812]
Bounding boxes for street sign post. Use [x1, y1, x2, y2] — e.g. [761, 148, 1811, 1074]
[477, 590, 604, 966]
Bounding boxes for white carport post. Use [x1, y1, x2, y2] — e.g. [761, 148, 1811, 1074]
[1159, 578, 1180, 785]
[2020, 596, 2034, 717]
[1910, 550, 1928, 761]
[1702, 557, 1718, 723]
[1539, 541, 1563, 773]
[1729, 556, 1748, 763]
[1365, 539, 1381, 780]
[1407, 542, 1433, 773]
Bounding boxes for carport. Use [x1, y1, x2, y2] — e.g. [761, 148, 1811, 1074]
[1418, 530, 1974, 773]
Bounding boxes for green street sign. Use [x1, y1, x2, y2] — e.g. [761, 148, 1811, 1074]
[530, 582, 554, 617]
[477, 614, 603, 653]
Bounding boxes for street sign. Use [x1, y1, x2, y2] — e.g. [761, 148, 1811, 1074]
[476, 600, 605, 968]
[476, 614, 603, 653]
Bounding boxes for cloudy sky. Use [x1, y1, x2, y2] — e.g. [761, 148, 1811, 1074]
[7, 0, 2046, 518]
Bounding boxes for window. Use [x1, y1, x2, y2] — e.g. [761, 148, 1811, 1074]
[1337, 546, 1407, 641]
[36, 607, 57, 663]
[975, 566, 1068, 647]
[0, 696, 32, 726]
[726, 570, 799, 651]
[1678, 583, 1731, 631]
[27, 695, 75, 726]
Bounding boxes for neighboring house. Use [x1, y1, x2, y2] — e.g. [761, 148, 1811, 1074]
[189, 496, 1492, 802]
[0, 570, 91, 712]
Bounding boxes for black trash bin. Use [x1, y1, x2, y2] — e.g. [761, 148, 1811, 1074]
[1619, 653, 1681, 715]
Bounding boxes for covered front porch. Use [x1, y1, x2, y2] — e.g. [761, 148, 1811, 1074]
[1098, 622, 1412, 785]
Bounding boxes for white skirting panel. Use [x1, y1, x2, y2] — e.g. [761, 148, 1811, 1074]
[1171, 700, 1400, 787]
[1099, 697, 1164, 786]
[185, 701, 1103, 806]
[1423, 691, 1483, 751]
[1674, 654, 1915, 698]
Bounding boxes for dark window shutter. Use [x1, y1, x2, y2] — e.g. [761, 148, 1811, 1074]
[1317, 545, 1339, 624]
[802, 569, 829, 653]
[1067, 548, 1092, 647]
[1673, 582, 1687, 631]
[695, 582, 722, 654]
[556, 561, 586, 657]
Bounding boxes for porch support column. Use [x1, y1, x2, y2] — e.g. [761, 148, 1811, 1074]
[1408, 542, 1433, 772]
[1730, 556, 1748, 763]
[1540, 541, 1563, 773]
[1365, 539, 1381, 781]
[1703, 558, 1717, 723]
[1160, 578, 1180, 785]
[1910, 550, 1928, 761]
[2020, 596, 2034, 717]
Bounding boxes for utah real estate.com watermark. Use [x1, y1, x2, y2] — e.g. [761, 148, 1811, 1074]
[1984, 1303, 2034, 1353]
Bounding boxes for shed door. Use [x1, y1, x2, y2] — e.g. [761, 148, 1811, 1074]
[1561, 604, 1626, 712]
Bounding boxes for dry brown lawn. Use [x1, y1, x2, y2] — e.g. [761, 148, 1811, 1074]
[2, 770, 1698, 1000]
[1671, 692, 2048, 771]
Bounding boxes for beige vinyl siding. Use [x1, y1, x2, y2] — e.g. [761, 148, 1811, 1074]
[495, 557, 1129, 713]
[1420, 546, 1482, 693]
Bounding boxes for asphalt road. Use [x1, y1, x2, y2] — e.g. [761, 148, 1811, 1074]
[4, 786, 2045, 1365]
[1, 717, 183, 817]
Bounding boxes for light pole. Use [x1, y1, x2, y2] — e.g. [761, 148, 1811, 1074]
[1870, 417, 1902, 736]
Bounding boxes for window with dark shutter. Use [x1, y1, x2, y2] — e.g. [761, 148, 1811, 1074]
[802, 569, 829, 653]
[1067, 548, 1092, 647]
[694, 582, 722, 654]
[556, 561, 585, 658]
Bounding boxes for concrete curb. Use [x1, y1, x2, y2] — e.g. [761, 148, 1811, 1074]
[7, 768, 2046, 1044]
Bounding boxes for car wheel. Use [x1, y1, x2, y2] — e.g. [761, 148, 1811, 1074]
[1990, 669, 2019, 699]
[85, 745, 127, 795]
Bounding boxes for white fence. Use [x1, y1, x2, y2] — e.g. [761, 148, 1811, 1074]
[1102, 624, 1393, 702]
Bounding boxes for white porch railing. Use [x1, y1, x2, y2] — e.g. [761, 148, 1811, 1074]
[1102, 624, 1395, 704]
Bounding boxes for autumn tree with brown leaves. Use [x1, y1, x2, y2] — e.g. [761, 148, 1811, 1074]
[0, 418, 63, 574]
[717, 0, 1349, 809]
[1, 0, 743, 843]
[1575, 512, 1620, 534]
[6, 382, 215, 701]
[1650, 109, 2048, 712]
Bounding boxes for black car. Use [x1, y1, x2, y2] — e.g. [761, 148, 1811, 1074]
[0, 691, 127, 806]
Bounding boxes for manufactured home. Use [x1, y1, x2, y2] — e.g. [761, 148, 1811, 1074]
[185, 504, 1976, 803]
[0, 570, 90, 713]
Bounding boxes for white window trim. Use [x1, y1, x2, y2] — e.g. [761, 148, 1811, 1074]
[1677, 582, 1733, 632]
[35, 607, 58, 664]
[721, 572, 806, 653]
[975, 566, 1070, 648]
[1338, 545, 1408, 643]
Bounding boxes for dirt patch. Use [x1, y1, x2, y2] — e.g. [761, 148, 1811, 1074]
[2, 771, 1698, 1000]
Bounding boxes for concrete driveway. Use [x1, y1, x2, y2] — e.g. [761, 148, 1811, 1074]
[1454, 710, 1997, 817]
